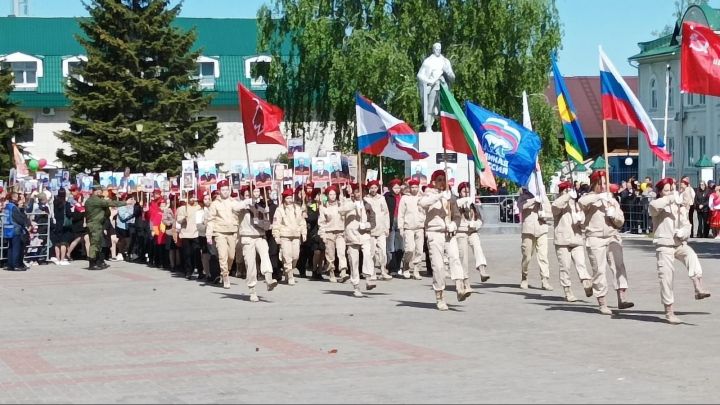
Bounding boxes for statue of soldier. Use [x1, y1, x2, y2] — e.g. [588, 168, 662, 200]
[417, 42, 455, 132]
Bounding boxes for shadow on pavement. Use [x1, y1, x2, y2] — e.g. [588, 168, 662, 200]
[322, 290, 389, 297]
[393, 300, 464, 312]
[215, 292, 273, 303]
[474, 282, 519, 289]
[494, 290, 584, 303]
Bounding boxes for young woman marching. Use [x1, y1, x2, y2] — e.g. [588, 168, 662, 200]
[272, 188, 307, 285]
[649, 178, 711, 324]
[318, 185, 349, 283]
[455, 182, 489, 292]
[339, 183, 377, 297]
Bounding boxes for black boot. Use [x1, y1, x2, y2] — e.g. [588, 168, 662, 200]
[97, 258, 110, 270]
[88, 257, 100, 270]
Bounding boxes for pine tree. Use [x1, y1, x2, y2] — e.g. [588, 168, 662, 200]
[57, 0, 218, 175]
[0, 65, 32, 177]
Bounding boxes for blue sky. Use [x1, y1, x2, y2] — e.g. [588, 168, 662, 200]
[2, 0, 719, 76]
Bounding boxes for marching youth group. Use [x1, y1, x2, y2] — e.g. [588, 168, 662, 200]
[2, 167, 712, 323]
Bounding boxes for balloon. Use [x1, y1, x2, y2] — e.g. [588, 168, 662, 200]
[28, 159, 39, 171]
[38, 158, 47, 168]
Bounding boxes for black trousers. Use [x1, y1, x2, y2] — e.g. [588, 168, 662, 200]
[181, 237, 199, 276]
[689, 206, 696, 236]
[697, 210, 710, 238]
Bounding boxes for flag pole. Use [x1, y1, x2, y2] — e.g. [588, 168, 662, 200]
[661, 64, 670, 179]
[358, 151, 364, 199]
[603, 119, 610, 192]
[379, 156, 383, 187]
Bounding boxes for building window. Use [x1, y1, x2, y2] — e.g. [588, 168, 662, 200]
[650, 78, 657, 109]
[699, 94, 706, 105]
[668, 76, 674, 108]
[699, 135, 706, 158]
[668, 137, 675, 167]
[0, 52, 43, 89]
[245, 55, 271, 88]
[687, 93, 694, 106]
[62, 55, 87, 83]
[686, 136, 694, 166]
[195, 56, 219, 90]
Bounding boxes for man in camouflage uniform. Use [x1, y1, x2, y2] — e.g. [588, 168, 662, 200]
[84, 184, 126, 270]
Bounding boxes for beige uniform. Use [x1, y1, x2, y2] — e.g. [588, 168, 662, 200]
[339, 199, 374, 286]
[456, 197, 487, 279]
[272, 203, 307, 275]
[206, 197, 246, 278]
[578, 192, 627, 297]
[363, 194, 390, 274]
[419, 188, 464, 291]
[238, 201, 273, 288]
[319, 200, 348, 275]
[649, 195, 703, 305]
[518, 193, 552, 281]
[551, 193, 590, 287]
[397, 193, 425, 274]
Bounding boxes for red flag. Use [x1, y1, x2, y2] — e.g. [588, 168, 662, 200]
[237, 83, 286, 147]
[681, 22, 720, 97]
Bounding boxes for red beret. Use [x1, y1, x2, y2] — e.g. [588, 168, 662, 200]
[217, 179, 229, 189]
[431, 169, 445, 182]
[367, 180, 380, 188]
[388, 179, 402, 187]
[656, 177, 674, 192]
[282, 188, 294, 198]
[325, 185, 339, 195]
[558, 181, 573, 192]
[348, 183, 360, 192]
[69, 184, 78, 192]
[457, 182, 470, 193]
[681, 179, 690, 186]
[609, 183, 620, 193]
[119, 193, 128, 201]
[590, 170, 606, 183]
[407, 179, 420, 187]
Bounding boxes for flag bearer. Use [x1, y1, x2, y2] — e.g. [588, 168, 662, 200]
[579, 170, 634, 315]
[419, 170, 468, 311]
[339, 183, 377, 297]
[551, 181, 593, 302]
[364, 180, 392, 280]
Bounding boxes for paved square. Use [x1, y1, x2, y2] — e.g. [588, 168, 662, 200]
[0, 235, 718, 403]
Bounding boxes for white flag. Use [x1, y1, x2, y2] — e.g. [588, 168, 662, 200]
[522, 91, 546, 199]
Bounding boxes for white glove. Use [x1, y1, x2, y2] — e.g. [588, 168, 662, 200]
[673, 191, 683, 205]
[538, 210, 546, 218]
[473, 220, 483, 231]
[605, 207, 615, 218]
[359, 222, 370, 230]
[355, 201, 364, 210]
[568, 189, 577, 199]
[441, 190, 452, 200]
[446, 222, 457, 233]
[572, 211, 585, 224]
[674, 228, 688, 240]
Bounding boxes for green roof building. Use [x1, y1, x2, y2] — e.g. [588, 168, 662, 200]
[628, 4, 720, 184]
[0, 16, 316, 168]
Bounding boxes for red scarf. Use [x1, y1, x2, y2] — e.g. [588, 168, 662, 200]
[393, 193, 402, 217]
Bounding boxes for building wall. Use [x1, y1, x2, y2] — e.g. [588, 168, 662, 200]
[637, 56, 718, 184]
[20, 107, 337, 171]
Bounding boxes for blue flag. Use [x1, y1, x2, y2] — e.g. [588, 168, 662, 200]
[465, 101, 543, 187]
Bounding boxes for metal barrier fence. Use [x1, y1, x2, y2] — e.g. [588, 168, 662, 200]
[478, 193, 652, 234]
[0, 208, 52, 263]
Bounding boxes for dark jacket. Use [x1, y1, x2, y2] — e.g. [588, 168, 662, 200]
[695, 187, 710, 212]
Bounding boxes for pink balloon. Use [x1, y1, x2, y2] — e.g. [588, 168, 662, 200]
[38, 158, 47, 168]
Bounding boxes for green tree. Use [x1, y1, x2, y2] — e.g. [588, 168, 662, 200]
[57, 0, 218, 175]
[653, 0, 708, 37]
[258, 0, 562, 186]
[528, 95, 563, 184]
[0, 66, 32, 177]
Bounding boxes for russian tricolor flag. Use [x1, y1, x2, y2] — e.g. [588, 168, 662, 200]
[599, 47, 672, 162]
[355, 93, 428, 161]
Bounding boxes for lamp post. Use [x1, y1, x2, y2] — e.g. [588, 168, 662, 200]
[5, 118, 15, 143]
[136, 122, 144, 174]
[712, 155, 720, 182]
